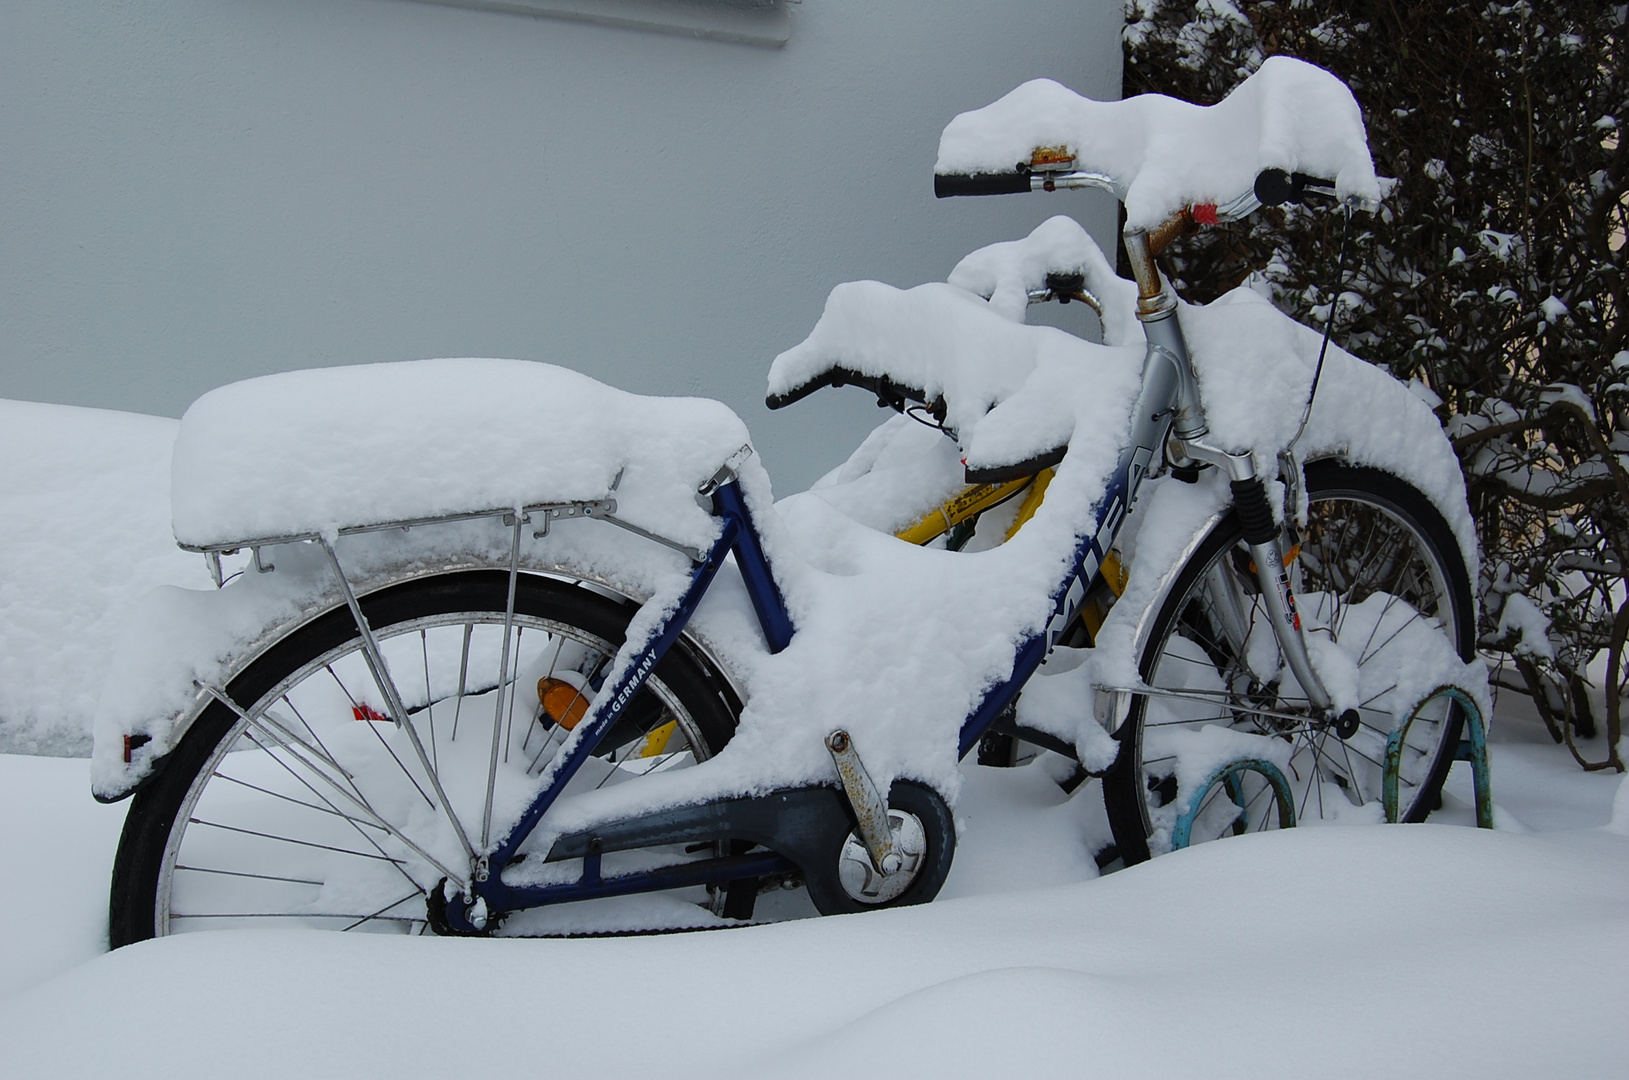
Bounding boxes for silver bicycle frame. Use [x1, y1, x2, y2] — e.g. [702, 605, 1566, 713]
[1112, 209, 1336, 715]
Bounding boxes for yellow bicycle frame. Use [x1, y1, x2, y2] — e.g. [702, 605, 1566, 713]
[895, 467, 1127, 643]
[894, 469, 1054, 546]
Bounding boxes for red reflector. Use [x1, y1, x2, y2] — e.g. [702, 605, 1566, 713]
[123, 733, 151, 763]
[353, 703, 391, 723]
[1192, 203, 1219, 226]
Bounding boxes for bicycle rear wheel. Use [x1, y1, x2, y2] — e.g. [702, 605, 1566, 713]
[109, 571, 739, 946]
[1104, 463, 1475, 862]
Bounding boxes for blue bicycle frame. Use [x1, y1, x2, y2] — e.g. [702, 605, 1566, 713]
[435, 415, 1152, 932]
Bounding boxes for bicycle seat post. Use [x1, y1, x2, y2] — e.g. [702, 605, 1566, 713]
[1122, 224, 1206, 445]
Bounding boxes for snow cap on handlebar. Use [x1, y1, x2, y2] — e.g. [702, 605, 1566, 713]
[934, 56, 1379, 229]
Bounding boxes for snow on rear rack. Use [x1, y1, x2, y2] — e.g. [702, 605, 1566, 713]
[170, 358, 754, 560]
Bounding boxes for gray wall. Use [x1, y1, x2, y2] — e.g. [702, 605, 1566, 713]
[1, 0, 1122, 493]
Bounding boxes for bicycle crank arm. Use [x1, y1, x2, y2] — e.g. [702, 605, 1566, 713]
[826, 729, 903, 875]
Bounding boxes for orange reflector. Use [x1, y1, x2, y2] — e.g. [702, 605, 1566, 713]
[1030, 145, 1074, 168]
[1247, 544, 1302, 574]
[538, 677, 590, 730]
[353, 703, 390, 723]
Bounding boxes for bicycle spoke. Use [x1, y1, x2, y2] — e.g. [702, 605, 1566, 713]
[503, 628, 525, 765]
[1358, 608, 1429, 667]
[422, 629, 437, 773]
[451, 622, 474, 741]
[189, 818, 405, 863]
[235, 730, 423, 894]
[169, 911, 424, 924]
[327, 665, 435, 810]
[175, 865, 325, 887]
[204, 697, 470, 889]
[340, 891, 424, 932]
[210, 769, 383, 829]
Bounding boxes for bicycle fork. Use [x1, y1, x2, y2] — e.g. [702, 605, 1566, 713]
[1177, 440, 1337, 717]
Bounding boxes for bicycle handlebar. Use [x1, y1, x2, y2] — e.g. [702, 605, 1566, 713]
[936, 165, 1338, 216]
[766, 366, 931, 414]
[935, 169, 1119, 199]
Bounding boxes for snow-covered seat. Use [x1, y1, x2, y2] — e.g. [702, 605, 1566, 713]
[170, 358, 752, 554]
[935, 56, 1380, 229]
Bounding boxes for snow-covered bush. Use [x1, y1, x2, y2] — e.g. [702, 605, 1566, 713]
[1124, 0, 1628, 764]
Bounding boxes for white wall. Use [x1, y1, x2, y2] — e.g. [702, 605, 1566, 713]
[1, 0, 1122, 493]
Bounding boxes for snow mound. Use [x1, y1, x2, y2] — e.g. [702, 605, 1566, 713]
[765, 279, 1146, 477]
[946, 215, 1143, 344]
[172, 359, 752, 553]
[936, 56, 1380, 229]
[4, 816, 1626, 1079]
[0, 400, 211, 756]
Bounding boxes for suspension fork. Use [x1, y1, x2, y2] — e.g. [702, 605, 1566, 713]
[1177, 441, 1335, 715]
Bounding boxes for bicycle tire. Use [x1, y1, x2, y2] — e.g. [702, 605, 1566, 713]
[109, 570, 739, 946]
[1103, 462, 1475, 863]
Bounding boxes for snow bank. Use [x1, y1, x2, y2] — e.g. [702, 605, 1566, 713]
[0, 400, 212, 756]
[937, 57, 1380, 229]
[3, 819, 1625, 1078]
[0, 755, 127, 997]
[172, 359, 751, 553]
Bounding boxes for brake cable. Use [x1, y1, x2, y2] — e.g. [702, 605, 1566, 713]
[1287, 201, 1357, 453]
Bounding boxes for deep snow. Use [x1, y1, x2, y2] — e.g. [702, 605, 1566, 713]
[2, 703, 1626, 1078]
[0, 401, 212, 756]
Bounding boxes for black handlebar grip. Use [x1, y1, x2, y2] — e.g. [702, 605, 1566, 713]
[934, 172, 1033, 198]
[1254, 169, 1337, 207]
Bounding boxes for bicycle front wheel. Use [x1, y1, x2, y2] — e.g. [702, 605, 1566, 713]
[109, 570, 738, 946]
[1103, 463, 1475, 863]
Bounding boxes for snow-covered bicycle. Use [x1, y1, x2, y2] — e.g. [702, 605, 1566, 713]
[96, 58, 1485, 943]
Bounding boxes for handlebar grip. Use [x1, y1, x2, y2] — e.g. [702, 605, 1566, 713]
[1254, 169, 1337, 206]
[934, 171, 1033, 198]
